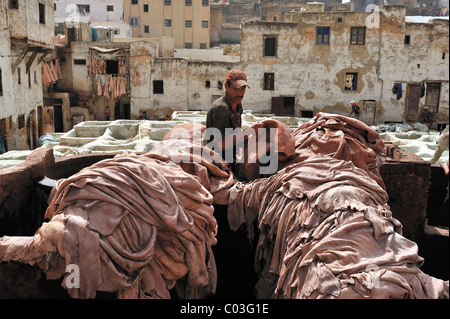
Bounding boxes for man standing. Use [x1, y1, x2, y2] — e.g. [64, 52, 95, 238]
[348, 100, 360, 119]
[204, 70, 262, 163]
[105, 106, 111, 121]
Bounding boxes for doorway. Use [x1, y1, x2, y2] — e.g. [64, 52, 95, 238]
[362, 100, 376, 126]
[271, 96, 295, 116]
[425, 82, 441, 113]
[405, 84, 422, 122]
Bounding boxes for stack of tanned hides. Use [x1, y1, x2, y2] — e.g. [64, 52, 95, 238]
[228, 113, 449, 299]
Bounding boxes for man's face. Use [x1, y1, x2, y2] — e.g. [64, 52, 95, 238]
[226, 82, 247, 105]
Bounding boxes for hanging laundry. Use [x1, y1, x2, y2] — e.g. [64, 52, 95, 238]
[41, 63, 52, 86]
[55, 59, 63, 80]
[103, 75, 110, 99]
[120, 76, 127, 97]
[133, 66, 141, 86]
[96, 75, 102, 97]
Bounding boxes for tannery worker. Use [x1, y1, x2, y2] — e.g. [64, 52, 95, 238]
[348, 100, 360, 119]
[204, 70, 263, 165]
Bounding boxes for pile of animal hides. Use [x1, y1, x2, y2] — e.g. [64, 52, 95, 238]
[0, 113, 448, 299]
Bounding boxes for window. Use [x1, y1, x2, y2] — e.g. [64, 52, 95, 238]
[218, 81, 223, 90]
[77, 4, 90, 14]
[143, 4, 148, 12]
[153, 80, 164, 94]
[107, 5, 114, 11]
[18, 114, 25, 130]
[130, 17, 139, 27]
[0, 69, 3, 96]
[28, 71, 31, 88]
[316, 27, 330, 45]
[39, 3, 45, 24]
[34, 70, 37, 84]
[9, 0, 18, 9]
[185, 43, 192, 48]
[114, 28, 120, 35]
[165, 19, 172, 27]
[205, 81, 210, 88]
[264, 73, 274, 90]
[185, 20, 192, 28]
[106, 60, 118, 74]
[264, 36, 277, 57]
[185, 0, 192, 6]
[345, 72, 358, 91]
[200, 43, 207, 49]
[202, 21, 208, 28]
[144, 25, 149, 33]
[165, 0, 171, 5]
[350, 27, 365, 45]
[202, 0, 209, 6]
[74, 59, 87, 65]
[132, 0, 138, 4]
[17, 67, 21, 84]
[405, 35, 410, 45]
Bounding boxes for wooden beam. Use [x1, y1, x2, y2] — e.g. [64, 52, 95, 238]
[12, 45, 30, 73]
[26, 51, 38, 74]
[37, 49, 53, 65]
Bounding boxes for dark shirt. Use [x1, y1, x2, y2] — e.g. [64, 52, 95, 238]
[205, 94, 243, 140]
[205, 94, 243, 159]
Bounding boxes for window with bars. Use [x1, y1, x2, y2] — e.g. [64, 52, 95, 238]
[143, 4, 148, 12]
[165, 19, 172, 27]
[153, 80, 164, 94]
[130, 17, 139, 27]
[77, 4, 90, 14]
[202, 21, 208, 28]
[185, 20, 192, 28]
[264, 73, 274, 90]
[185, 0, 192, 6]
[316, 27, 330, 45]
[107, 5, 114, 11]
[350, 27, 365, 45]
[202, 0, 209, 6]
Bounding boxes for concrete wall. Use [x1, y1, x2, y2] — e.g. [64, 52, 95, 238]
[124, 0, 210, 49]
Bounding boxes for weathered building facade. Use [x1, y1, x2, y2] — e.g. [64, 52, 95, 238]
[49, 5, 448, 129]
[0, 0, 55, 152]
[239, 5, 448, 125]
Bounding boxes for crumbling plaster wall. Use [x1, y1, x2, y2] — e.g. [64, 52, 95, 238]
[0, 0, 54, 151]
[7, 0, 54, 46]
[239, 6, 448, 122]
[240, 13, 382, 117]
